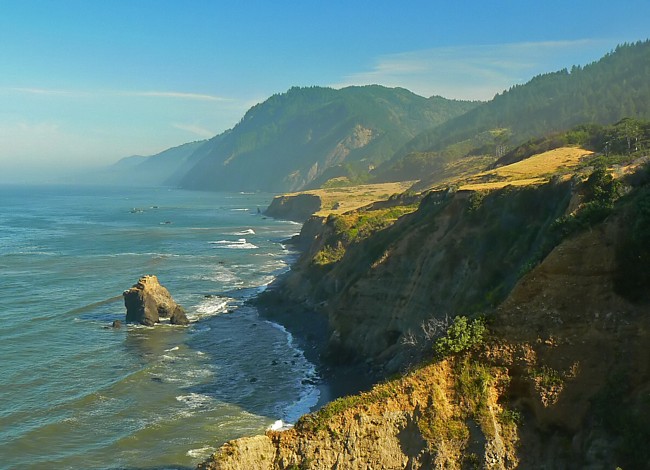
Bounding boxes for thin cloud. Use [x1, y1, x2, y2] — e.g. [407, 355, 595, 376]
[10, 87, 87, 96]
[6, 87, 231, 102]
[172, 122, 216, 138]
[332, 39, 614, 100]
[124, 91, 231, 102]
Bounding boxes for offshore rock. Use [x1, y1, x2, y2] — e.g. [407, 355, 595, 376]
[123, 275, 188, 326]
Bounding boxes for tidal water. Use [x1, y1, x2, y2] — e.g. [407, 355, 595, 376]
[0, 185, 318, 469]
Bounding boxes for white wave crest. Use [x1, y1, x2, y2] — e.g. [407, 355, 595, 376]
[231, 228, 255, 235]
[176, 392, 213, 409]
[209, 238, 258, 249]
[268, 419, 294, 431]
[187, 446, 216, 459]
[192, 296, 231, 318]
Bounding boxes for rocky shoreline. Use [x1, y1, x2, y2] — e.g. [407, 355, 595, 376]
[253, 283, 377, 410]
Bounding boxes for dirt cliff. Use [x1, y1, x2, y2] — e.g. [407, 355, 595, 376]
[265, 193, 322, 223]
[200, 167, 650, 469]
[274, 182, 575, 374]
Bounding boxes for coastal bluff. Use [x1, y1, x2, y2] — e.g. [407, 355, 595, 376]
[200, 167, 650, 469]
[265, 193, 321, 223]
[123, 275, 189, 326]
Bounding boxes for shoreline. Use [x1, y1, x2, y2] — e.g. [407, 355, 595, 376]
[252, 279, 376, 413]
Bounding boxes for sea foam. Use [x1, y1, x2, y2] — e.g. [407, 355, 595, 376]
[209, 238, 258, 249]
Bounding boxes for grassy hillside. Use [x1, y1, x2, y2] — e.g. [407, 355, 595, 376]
[376, 40, 650, 184]
[458, 146, 593, 190]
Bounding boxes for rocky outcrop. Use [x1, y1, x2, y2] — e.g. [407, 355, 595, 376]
[265, 193, 322, 223]
[199, 359, 517, 470]
[123, 275, 188, 326]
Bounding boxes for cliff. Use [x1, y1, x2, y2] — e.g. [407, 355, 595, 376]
[200, 165, 650, 468]
[199, 162, 650, 469]
[265, 193, 322, 223]
[273, 182, 575, 374]
[265, 181, 416, 223]
[201, 204, 649, 468]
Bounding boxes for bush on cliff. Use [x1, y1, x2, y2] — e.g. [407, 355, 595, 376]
[312, 205, 417, 266]
[552, 164, 621, 238]
[434, 316, 487, 358]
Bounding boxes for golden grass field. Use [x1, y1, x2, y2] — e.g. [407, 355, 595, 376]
[275, 147, 595, 218]
[458, 147, 593, 191]
[282, 181, 415, 216]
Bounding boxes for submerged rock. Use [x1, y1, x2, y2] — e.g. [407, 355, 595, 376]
[123, 275, 189, 326]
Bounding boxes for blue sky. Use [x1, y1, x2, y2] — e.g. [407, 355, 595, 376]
[1, 0, 648, 181]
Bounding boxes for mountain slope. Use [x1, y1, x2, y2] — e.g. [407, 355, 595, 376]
[177, 85, 478, 192]
[376, 40, 650, 184]
[82, 140, 206, 187]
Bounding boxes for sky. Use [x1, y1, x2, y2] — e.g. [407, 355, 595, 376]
[1, 0, 649, 182]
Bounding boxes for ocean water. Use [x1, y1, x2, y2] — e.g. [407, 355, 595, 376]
[0, 185, 318, 469]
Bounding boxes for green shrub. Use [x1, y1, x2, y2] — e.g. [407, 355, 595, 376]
[312, 243, 346, 265]
[551, 164, 621, 238]
[434, 316, 487, 357]
[529, 365, 563, 388]
[467, 191, 487, 213]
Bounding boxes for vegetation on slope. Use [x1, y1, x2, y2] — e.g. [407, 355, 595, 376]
[495, 117, 650, 167]
[311, 204, 420, 266]
[376, 40, 650, 184]
[204, 162, 650, 469]
[178, 85, 478, 192]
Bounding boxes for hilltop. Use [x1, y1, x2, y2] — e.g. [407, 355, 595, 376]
[97, 41, 650, 197]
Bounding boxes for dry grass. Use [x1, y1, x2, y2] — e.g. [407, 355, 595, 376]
[459, 178, 546, 191]
[275, 148, 593, 217]
[459, 147, 593, 191]
[282, 181, 415, 217]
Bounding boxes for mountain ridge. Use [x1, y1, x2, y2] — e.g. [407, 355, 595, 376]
[374, 40, 650, 184]
[176, 85, 478, 192]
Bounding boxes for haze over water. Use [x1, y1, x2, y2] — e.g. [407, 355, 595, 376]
[0, 185, 318, 469]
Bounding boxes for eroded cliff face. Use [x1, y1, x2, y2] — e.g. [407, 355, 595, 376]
[277, 182, 575, 373]
[265, 193, 322, 223]
[201, 179, 650, 469]
[200, 358, 518, 470]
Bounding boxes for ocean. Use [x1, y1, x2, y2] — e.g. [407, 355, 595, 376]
[0, 185, 319, 469]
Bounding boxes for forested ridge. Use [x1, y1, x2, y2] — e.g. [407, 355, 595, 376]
[376, 40, 650, 183]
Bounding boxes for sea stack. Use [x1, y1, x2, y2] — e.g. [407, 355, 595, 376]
[123, 275, 189, 326]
